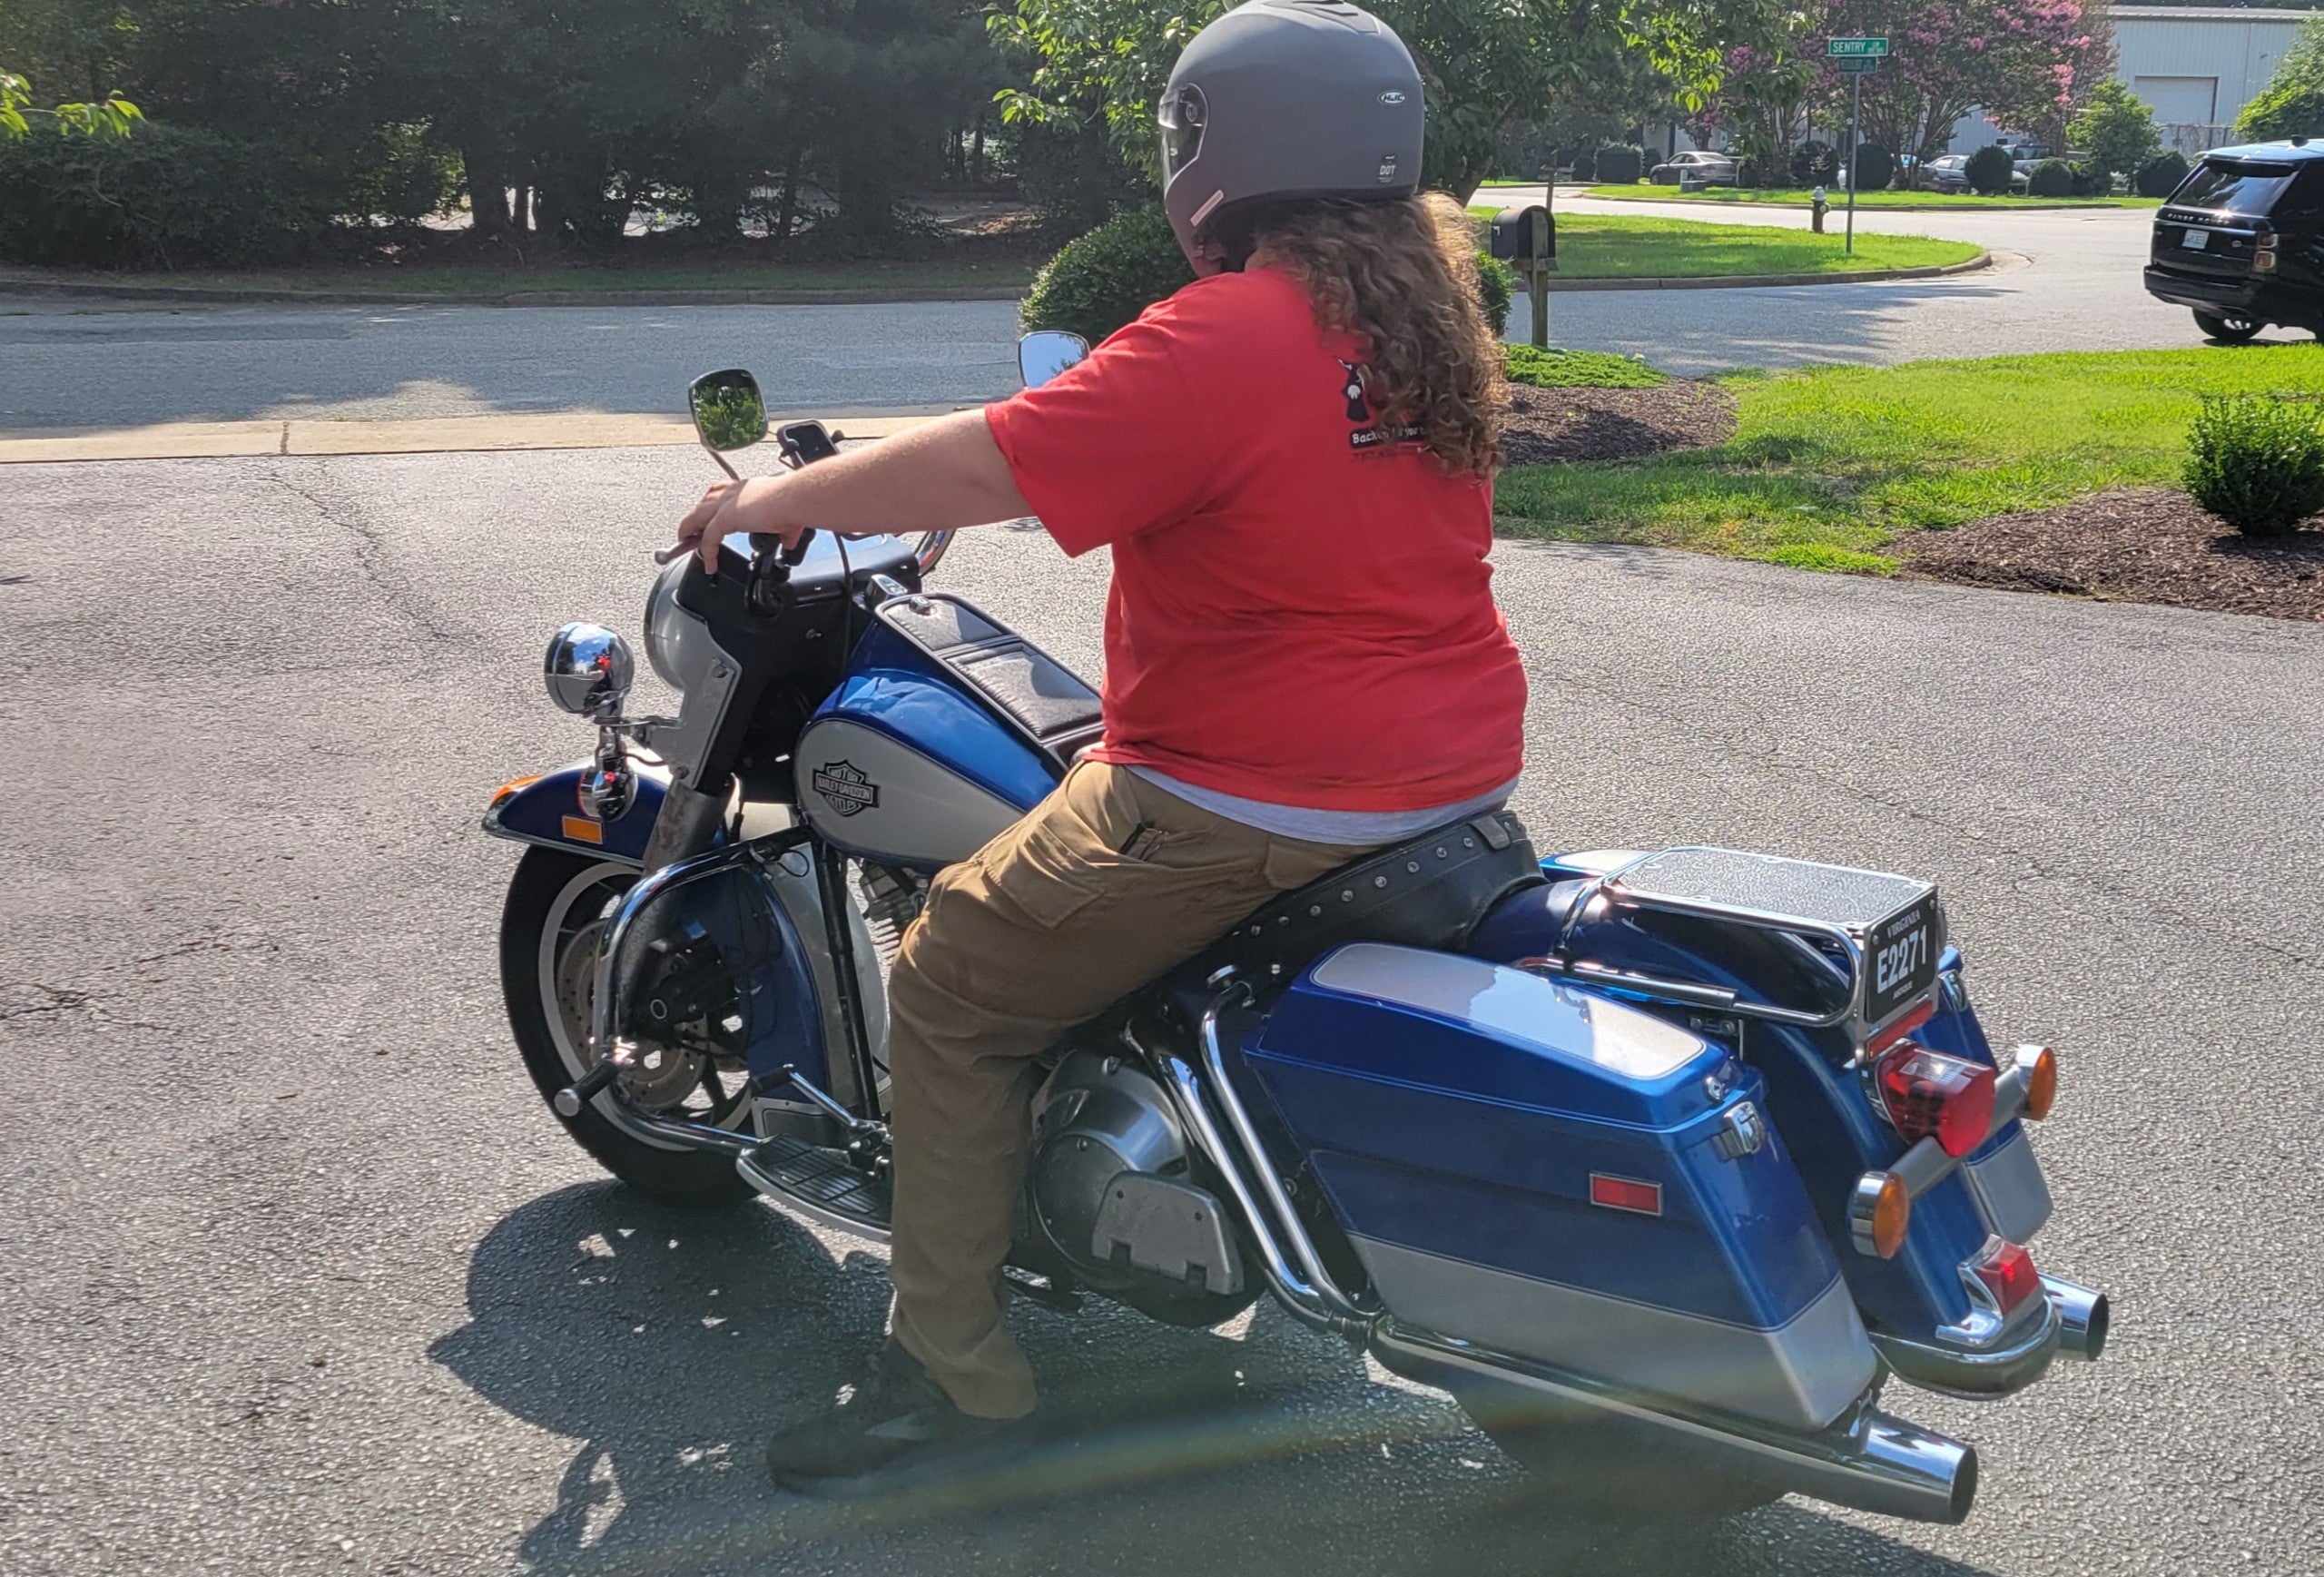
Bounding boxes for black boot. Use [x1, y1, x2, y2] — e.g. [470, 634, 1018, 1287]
[765, 1340, 1030, 1495]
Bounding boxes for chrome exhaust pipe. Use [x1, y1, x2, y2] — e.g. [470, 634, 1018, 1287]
[2041, 1275, 2109, 1360]
[1373, 1323, 1977, 1523]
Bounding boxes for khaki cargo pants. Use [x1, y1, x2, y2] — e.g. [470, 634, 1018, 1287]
[886, 760, 1375, 1419]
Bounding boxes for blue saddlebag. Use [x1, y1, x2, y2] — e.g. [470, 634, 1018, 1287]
[1245, 942, 1877, 1432]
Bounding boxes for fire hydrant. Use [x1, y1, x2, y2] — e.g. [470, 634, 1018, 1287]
[1810, 184, 1829, 233]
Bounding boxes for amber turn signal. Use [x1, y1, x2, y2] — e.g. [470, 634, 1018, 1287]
[1848, 1170, 1912, 1259]
[2018, 1044, 2057, 1121]
[490, 772, 545, 811]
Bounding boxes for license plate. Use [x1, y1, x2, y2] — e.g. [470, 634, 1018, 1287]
[1866, 900, 1938, 1024]
[2181, 229, 2211, 250]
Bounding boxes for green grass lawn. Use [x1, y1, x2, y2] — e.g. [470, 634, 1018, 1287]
[1505, 345, 1666, 389]
[1469, 211, 1980, 279]
[1495, 347, 2324, 571]
[3, 256, 1039, 298]
[1578, 183, 2159, 211]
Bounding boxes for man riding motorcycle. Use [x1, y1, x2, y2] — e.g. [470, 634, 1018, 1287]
[665, 0, 1530, 1493]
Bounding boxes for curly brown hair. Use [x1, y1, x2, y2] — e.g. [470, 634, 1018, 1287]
[1248, 192, 1507, 479]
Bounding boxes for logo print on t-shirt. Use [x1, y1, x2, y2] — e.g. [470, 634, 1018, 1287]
[1338, 359, 1422, 453]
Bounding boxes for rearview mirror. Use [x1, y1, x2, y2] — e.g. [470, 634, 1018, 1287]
[1019, 330, 1089, 390]
[688, 369, 769, 453]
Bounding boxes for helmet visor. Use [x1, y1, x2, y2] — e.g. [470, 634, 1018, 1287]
[1157, 85, 1206, 179]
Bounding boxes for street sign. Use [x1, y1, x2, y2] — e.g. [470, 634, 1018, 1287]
[1834, 56, 1881, 74]
[1827, 36, 1889, 57]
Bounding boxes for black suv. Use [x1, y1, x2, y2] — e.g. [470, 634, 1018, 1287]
[2146, 140, 2324, 341]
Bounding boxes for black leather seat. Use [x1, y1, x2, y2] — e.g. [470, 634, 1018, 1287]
[1185, 809, 1544, 987]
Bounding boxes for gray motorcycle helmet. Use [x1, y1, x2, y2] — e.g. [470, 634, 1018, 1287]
[1158, 0, 1425, 270]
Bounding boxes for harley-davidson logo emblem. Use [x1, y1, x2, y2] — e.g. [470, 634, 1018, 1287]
[812, 760, 880, 817]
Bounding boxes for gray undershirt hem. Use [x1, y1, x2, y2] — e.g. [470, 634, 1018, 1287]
[1128, 766, 1519, 846]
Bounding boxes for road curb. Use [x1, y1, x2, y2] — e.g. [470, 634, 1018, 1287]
[1541, 249, 1990, 291]
[0, 278, 1032, 309]
[0, 409, 945, 465]
[1, 252, 1989, 309]
[1569, 192, 2146, 212]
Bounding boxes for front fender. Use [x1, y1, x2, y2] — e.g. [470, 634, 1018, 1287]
[482, 761, 667, 867]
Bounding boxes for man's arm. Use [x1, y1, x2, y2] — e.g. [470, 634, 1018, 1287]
[671, 408, 1031, 570]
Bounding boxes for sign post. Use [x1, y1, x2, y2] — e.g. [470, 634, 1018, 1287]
[1827, 39, 1888, 255]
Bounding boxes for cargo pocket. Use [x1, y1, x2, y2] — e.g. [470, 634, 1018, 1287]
[978, 819, 1108, 931]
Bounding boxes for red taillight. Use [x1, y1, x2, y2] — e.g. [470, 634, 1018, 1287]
[1874, 1045, 1997, 1158]
[1971, 1239, 2042, 1316]
[1865, 998, 1937, 1057]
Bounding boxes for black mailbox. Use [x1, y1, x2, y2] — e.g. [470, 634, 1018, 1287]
[1489, 204, 1555, 267]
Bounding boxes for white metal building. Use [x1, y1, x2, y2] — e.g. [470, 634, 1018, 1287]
[1953, 6, 2311, 155]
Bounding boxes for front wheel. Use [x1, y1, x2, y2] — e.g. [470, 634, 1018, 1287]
[499, 847, 753, 1205]
[2195, 310, 2263, 343]
[1452, 1377, 1779, 1523]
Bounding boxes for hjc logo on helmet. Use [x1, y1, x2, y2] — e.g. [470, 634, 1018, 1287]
[1379, 90, 1405, 104]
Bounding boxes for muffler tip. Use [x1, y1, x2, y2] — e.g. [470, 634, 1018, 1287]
[2042, 1275, 2109, 1361]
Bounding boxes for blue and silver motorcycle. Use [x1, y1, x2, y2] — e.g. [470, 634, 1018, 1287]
[483, 333, 2108, 1523]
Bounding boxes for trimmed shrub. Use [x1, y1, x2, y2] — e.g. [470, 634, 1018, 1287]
[1849, 142, 1895, 193]
[2026, 158, 2075, 198]
[2138, 151, 2191, 198]
[1567, 146, 1597, 182]
[1021, 202, 1513, 344]
[1594, 143, 1644, 184]
[2185, 395, 2324, 537]
[1790, 140, 1837, 187]
[1474, 251, 1513, 338]
[1019, 205, 1195, 343]
[1503, 344, 1664, 389]
[1965, 144, 2017, 195]
[0, 122, 340, 266]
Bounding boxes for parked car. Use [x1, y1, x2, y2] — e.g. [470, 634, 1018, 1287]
[1648, 149, 1738, 187]
[1924, 153, 1972, 193]
[2143, 141, 2324, 341]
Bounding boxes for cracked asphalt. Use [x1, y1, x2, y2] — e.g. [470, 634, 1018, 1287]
[4, 445, 2321, 1576]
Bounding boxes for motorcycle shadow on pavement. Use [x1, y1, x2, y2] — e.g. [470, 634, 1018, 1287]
[433, 1183, 2004, 1577]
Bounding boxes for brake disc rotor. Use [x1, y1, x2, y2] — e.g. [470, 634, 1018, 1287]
[553, 917, 708, 1110]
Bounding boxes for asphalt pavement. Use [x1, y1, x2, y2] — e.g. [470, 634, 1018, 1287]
[0, 200, 2260, 435]
[4, 445, 2320, 1575]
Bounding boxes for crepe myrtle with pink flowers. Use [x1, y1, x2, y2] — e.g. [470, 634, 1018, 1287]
[1817, 0, 2113, 173]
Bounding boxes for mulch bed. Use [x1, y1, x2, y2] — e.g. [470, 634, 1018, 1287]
[1901, 487, 2324, 621]
[1498, 379, 1738, 465]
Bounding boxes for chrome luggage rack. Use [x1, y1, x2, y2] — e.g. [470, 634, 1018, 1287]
[1531, 846, 1945, 1033]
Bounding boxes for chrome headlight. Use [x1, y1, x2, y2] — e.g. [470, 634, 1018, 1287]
[642, 557, 716, 695]
[544, 623, 634, 718]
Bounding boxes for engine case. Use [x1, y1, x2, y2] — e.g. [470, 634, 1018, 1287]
[1019, 1050, 1247, 1318]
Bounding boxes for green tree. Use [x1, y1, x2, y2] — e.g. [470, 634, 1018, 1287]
[0, 68, 139, 138]
[2239, 15, 2324, 141]
[2069, 78, 2160, 184]
[989, 0, 1744, 201]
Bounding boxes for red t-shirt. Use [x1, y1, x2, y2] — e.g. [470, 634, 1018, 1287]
[983, 265, 1526, 812]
